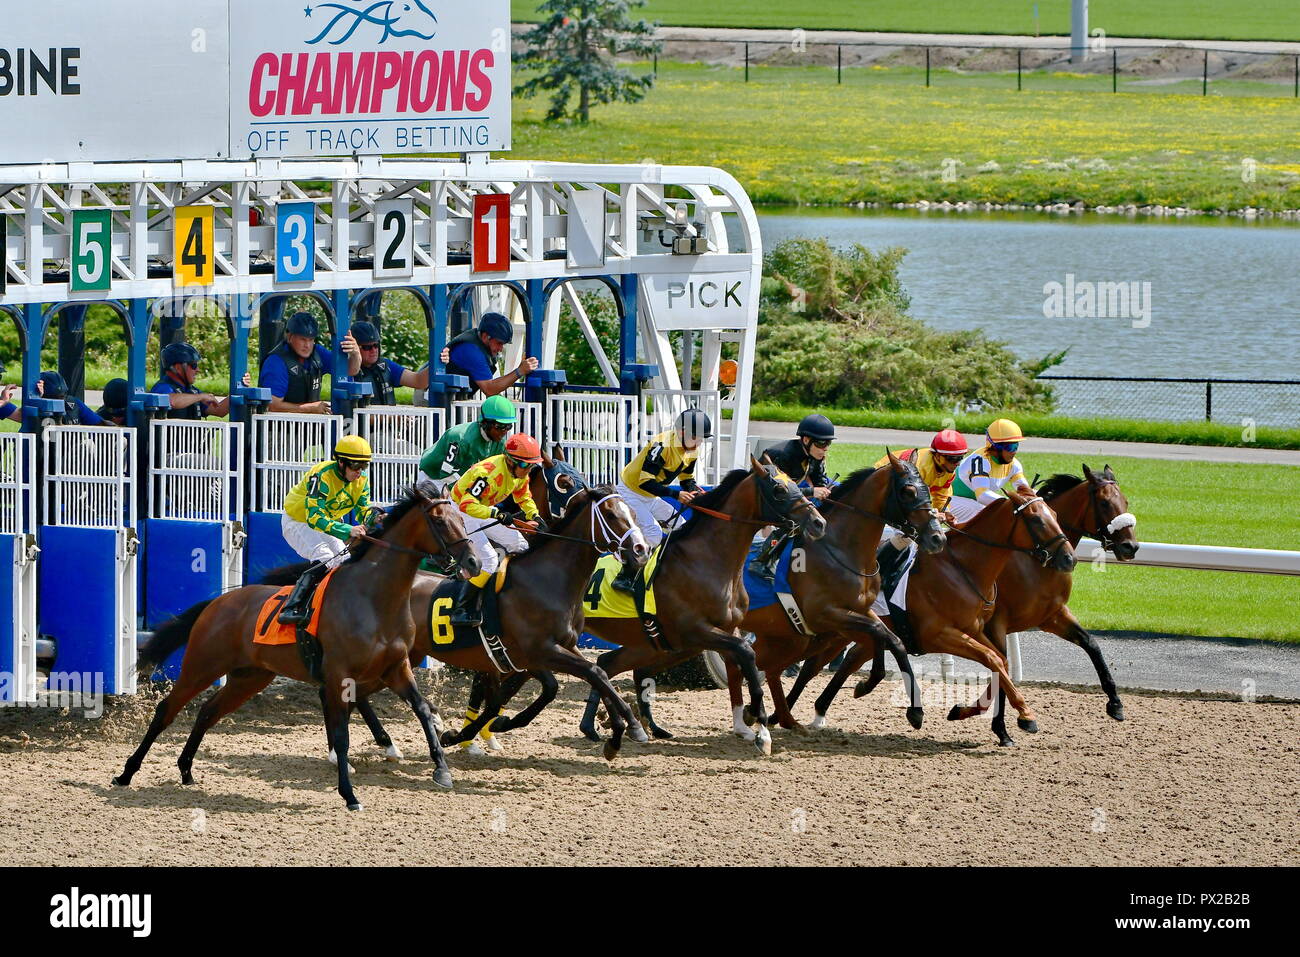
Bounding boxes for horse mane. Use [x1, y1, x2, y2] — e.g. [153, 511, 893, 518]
[1036, 473, 1085, 501]
[345, 486, 426, 563]
[828, 466, 878, 501]
[526, 484, 616, 552]
[667, 468, 750, 543]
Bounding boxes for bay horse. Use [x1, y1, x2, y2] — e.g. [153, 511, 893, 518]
[795, 487, 1076, 746]
[112, 486, 479, 811]
[578, 457, 827, 755]
[973, 465, 1139, 722]
[722, 454, 947, 737]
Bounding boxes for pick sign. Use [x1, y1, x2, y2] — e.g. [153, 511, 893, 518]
[472, 193, 510, 273]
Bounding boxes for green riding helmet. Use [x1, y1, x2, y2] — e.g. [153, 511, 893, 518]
[480, 394, 517, 425]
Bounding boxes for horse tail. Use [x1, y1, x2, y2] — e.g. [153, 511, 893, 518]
[138, 598, 214, 675]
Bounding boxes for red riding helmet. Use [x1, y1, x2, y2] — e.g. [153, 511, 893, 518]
[504, 433, 543, 465]
[931, 429, 968, 455]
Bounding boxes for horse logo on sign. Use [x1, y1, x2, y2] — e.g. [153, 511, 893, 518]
[305, 1, 438, 45]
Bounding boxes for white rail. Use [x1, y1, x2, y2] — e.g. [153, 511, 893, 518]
[1074, 539, 1300, 575]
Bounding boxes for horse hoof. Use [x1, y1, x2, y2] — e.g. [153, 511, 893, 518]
[461, 739, 485, 756]
[438, 730, 459, 747]
[755, 726, 773, 757]
[853, 681, 870, 699]
[179, 771, 194, 786]
[652, 726, 674, 740]
[489, 715, 512, 734]
[346, 801, 364, 812]
[1018, 718, 1039, 733]
[111, 775, 128, 787]
[906, 707, 924, 730]
[484, 735, 504, 753]
[1107, 701, 1125, 721]
[766, 713, 780, 728]
[432, 769, 453, 790]
[998, 737, 1015, 747]
[791, 722, 810, 737]
[947, 704, 964, 721]
[742, 705, 756, 726]
[384, 744, 403, 762]
[629, 724, 649, 744]
[602, 741, 619, 762]
[809, 713, 827, 730]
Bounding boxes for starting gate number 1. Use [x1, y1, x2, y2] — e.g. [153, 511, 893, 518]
[275, 201, 316, 283]
[472, 193, 510, 273]
[71, 209, 113, 293]
[373, 198, 414, 280]
[173, 205, 215, 288]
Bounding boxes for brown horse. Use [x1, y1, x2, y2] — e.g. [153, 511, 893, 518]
[796, 487, 1076, 746]
[578, 458, 827, 754]
[722, 454, 947, 737]
[974, 465, 1139, 722]
[112, 487, 479, 810]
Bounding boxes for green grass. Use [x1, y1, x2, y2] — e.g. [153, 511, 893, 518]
[749, 404, 1300, 450]
[511, 61, 1300, 211]
[513, 1, 1300, 42]
[831, 443, 1300, 642]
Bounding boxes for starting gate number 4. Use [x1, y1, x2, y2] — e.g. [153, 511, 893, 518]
[472, 193, 510, 273]
[275, 201, 316, 283]
[373, 198, 414, 280]
[173, 205, 215, 288]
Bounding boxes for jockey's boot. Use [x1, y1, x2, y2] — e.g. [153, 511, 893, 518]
[610, 560, 641, 595]
[746, 535, 783, 584]
[278, 563, 329, 625]
[449, 582, 484, 628]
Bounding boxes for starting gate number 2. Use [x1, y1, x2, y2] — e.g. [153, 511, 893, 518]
[173, 205, 215, 288]
[472, 193, 510, 273]
[71, 209, 113, 292]
[275, 201, 316, 283]
[373, 198, 414, 280]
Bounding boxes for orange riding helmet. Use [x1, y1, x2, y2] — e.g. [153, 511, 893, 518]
[504, 433, 543, 466]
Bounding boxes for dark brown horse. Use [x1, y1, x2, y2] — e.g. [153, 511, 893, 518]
[794, 487, 1076, 746]
[723, 454, 947, 737]
[112, 487, 479, 810]
[579, 458, 827, 755]
[974, 465, 1139, 722]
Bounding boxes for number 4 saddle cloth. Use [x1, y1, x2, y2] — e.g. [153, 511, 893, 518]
[425, 561, 520, 673]
[582, 547, 670, 650]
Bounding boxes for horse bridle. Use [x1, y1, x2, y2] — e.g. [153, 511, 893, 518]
[947, 494, 1070, 568]
[821, 464, 935, 543]
[354, 495, 471, 565]
[1055, 478, 1136, 553]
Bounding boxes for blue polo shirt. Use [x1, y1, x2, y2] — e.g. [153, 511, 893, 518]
[258, 345, 337, 398]
[7, 397, 105, 425]
[447, 341, 494, 383]
[151, 376, 209, 418]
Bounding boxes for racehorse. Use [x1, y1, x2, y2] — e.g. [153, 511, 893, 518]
[578, 457, 828, 754]
[112, 486, 478, 811]
[972, 465, 1138, 722]
[723, 454, 947, 737]
[789, 486, 1076, 746]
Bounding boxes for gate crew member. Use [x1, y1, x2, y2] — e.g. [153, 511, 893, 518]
[150, 342, 247, 419]
[417, 394, 516, 494]
[876, 428, 967, 551]
[748, 413, 836, 583]
[448, 433, 547, 627]
[611, 408, 711, 593]
[278, 435, 382, 624]
[443, 312, 539, 398]
[948, 418, 1033, 525]
[96, 378, 131, 426]
[2, 372, 105, 424]
[350, 320, 429, 406]
[259, 312, 361, 415]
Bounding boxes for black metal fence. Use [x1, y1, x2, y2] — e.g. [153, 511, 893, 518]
[1037, 376, 1300, 427]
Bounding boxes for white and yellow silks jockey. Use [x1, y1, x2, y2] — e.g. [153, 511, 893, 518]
[278, 434, 381, 624]
[612, 407, 712, 594]
[448, 433, 546, 627]
[947, 418, 1034, 525]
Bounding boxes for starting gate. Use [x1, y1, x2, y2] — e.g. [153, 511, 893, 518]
[642, 389, 723, 486]
[39, 426, 138, 696]
[0, 433, 38, 704]
[548, 393, 640, 487]
[353, 406, 445, 506]
[451, 397, 543, 449]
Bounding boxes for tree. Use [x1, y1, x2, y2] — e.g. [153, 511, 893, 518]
[514, 0, 662, 123]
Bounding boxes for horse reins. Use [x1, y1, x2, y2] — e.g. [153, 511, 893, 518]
[1048, 478, 1136, 552]
[944, 494, 1070, 567]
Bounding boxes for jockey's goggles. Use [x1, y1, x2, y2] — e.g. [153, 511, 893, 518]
[807, 437, 833, 449]
[935, 452, 964, 465]
[506, 455, 537, 471]
[990, 442, 1019, 454]
[337, 457, 370, 472]
[483, 419, 512, 432]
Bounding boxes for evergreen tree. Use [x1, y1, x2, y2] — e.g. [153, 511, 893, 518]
[514, 1, 662, 123]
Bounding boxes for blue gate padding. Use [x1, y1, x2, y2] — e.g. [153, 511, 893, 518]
[144, 519, 227, 629]
[246, 511, 302, 585]
[0, 534, 23, 701]
[39, 525, 127, 694]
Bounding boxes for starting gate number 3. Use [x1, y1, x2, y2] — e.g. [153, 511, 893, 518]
[173, 205, 215, 288]
[373, 198, 414, 280]
[276, 201, 316, 283]
[71, 209, 113, 293]
[472, 193, 510, 273]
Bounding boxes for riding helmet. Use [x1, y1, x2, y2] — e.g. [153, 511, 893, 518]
[478, 312, 513, 344]
[796, 413, 835, 441]
[333, 434, 373, 463]
[161, 341, 201, 370]
[676, 407, 714, 442]
[985, 418, 1023, 444]
[930, 429, 968, 454]
[285, 312, 320, 340]
[504, 433, 543, 465]
[480, 394, 517, 424]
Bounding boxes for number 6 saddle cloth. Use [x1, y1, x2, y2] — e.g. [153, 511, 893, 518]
[425, 561, 520, 673]
[582, 547, 670, 650]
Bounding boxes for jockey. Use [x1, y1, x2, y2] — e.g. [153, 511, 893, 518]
[747, 413, 835, 583]
[611, 408, 711, 593]
[278, 435, 382, 625]
[948, 418, 1033, 525]
[875, 429, 968, 544]
[418, 394, 515, 495]
[448, 433, 547, 627]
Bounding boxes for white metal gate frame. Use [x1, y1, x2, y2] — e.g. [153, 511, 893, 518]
[641, 389, 723, 486]
[548, 393, 639, 488]
[251, 413, 343, 513]
[352, 406, 445, 507]
[451, 398, 543, 448]
[0, 433, 38, 703]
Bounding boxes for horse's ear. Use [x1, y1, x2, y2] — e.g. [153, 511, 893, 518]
[1082, 463, 1095, 482]
[760, 452, 773, 467]
[1104, 464, 1115, 480]
[885, 448, 903, 471]
[553, 443, 567, 462]
[749, 453, 765, 474]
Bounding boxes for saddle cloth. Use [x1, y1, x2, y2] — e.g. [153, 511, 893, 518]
[254, 568, 338, 646]
[426, 562, 521, 673]
[583, 548, 663, 620]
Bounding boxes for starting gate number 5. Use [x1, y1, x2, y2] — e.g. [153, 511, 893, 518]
[173, 205, 215, 287]
[71, 209, 113, 292]
[472, 193, 510, 273]
[275, 201, 316, 283]
[373, 198, 414, 280]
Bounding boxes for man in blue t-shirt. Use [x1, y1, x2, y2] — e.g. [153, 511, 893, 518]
[151, 342, 247, 419]
[258, 311, 361, 414]
[441, 312, 538, 398]
[1, 371, 105, 425]
[350, 321, 429, 405]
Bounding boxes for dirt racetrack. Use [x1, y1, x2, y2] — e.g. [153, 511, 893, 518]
[1, 667, 1296, 867]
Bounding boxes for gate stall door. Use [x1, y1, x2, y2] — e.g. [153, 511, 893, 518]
[0, 433, 38, 703]
[39, 426, 138, 696]
[353, 406, 444, 506]
[144, 420, 244, 676]
[248, 412, 342, 582]
[450, 398, 543, 447]
[548, 393, 638, 487]
[642, 390, 723, 486]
